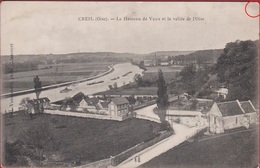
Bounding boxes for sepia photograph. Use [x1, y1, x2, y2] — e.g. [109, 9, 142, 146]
[1, 2, 259, 168]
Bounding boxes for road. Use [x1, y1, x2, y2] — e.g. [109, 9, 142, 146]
[135, 104, 160, 123]
[140, 126, 258, 168]
[134, 95, 179, 123]
[1, 63, 143, 113]
[118, 103, 207, 168]
[117, 123, 206, 168]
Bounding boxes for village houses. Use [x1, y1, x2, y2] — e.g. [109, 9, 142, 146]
[55, 92, 133, 119]
[78, 96, 108, 114]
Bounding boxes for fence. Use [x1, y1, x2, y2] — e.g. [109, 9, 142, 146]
[136, 114, 160, 123]
[132, 100, 156, 110]
[111, 131, 173, 166]
[76, 158, 111, 168]
[44, 110, 123, 121]
[185, 127, 207, 141]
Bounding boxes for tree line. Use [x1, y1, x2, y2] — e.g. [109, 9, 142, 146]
[169, 49, 223, 65]
[216, 40, 258, 103]
[4, 62, 40, 74]
[177, 40, 258, 104]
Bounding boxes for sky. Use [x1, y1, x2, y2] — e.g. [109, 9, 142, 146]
[1, 2, 259, 55]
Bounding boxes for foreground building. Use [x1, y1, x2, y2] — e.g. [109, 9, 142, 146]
[208, 100, 257, 134]
[240, 100, 258, 124]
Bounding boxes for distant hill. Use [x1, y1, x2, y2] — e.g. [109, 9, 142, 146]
[1, 52, 144, 64]
[178, 49, 224, 63]
[145, 50, 195, 60]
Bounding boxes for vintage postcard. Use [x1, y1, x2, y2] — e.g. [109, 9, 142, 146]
[1, 1, 259, 168]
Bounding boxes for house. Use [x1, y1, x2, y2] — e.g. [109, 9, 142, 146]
[144, 60, 156, 66]
[60, 98, 80, 111]
[160, 61, 169, 66]
[39, 97, 51, 109]
[100, 101, 109, 109]
[79, 96, 100, 112]
[240, 100, 257, 124]
[215, 87, 228, 99]
[208, 100, 257, 134]
[28, 98, 47, 114]
[108, 97, 129, 117]
[99, 101, 109, 114]
[58, 92, 85, 111]
[178, 93, 189, 100]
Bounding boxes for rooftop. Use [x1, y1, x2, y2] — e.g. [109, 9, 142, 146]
[111, 97, 129, 105]
[84, 97, 99, 106]
[100, 101, 109, 108]
[216, 100, 244, 117]
[240, 101, 256, 113]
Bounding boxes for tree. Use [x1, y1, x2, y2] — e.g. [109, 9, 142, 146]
[19, 97, 33, 119]
[33, 76, 42, 114]
[156, 69, 169, 122]
[19, 97, 31, 112]
[123, 81, 126, 89]
[192, 69, 210, 97]
[4, 141, 29, 166]
[127, 95, 136, 105]
[134, 74, 143, 88]
[179, 64, 197, 94]
[113, 82, 118, 89]
[139, 60, 145, 69]
[108, 85, 113, 90]
[216, 40, 258, 103]
[33, 76, 42, 100]
[20, 123, 55, 163]
[190, 99, 198, 110]
[193, 69, 209, 90]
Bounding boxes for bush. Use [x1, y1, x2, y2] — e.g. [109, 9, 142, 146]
[4, 141, 29, 166]
[175, 118, 181, 124]
[160, 121, 174, 132]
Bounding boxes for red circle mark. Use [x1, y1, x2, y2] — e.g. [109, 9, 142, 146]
[245, 0, 260, 18]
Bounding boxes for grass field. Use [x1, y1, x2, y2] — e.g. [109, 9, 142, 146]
[3, 63, 111, 93]
[145, 66, 184, 73]
[3, 113, 161, 165]
[96, 87, 158, 96]
[140, 127, 258, 168]
[95, 66, 182, 96]
[143, 66, 183, 84]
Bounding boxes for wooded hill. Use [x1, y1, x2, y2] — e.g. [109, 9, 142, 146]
[144, 50, 195, 60]
[216, 40, 258, 103]
[170, 49, 223, 64]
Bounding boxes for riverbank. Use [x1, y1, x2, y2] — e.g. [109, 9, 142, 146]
[2, 64, 114, 98]
[1, 63, 144, 113]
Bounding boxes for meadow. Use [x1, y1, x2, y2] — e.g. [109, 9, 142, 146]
[96, 87, 158, 96]
[145, 66, 184, 73]
[141, 127, 258, 168]
[3, 63, 111, 94]
[143, 66, 184, 84]
[96, 65, 183, 96]
[3, 113, 161, 166]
